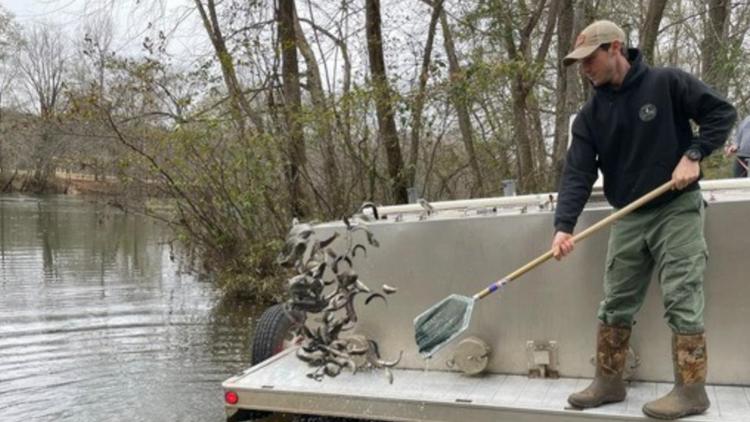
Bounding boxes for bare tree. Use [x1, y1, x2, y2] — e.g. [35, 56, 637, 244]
[277, 0, 309, 218]
[640, 0, 669, 65]
[18, 24, 66, 119]
[81, 12, 115, 99]
[408, 0, 443, 191]
[552, 0, 580, 187]
[365, 0, 408, 204]
[496, 0, 562, 193]
[0, 6, 22, 179]
[293, 7, 342, 217]
[17, 24, 68, 187]
[193, 0, 264, 134]
[702, 0, 731, 95]
[440, 9, 484, 196]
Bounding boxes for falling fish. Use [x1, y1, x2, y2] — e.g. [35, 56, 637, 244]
[355, 280, 371, 293]
[364, 293, 386, 305]
[375, 351, 403, 368]
[280, 213, 401, 382]
[352, 244, 367, 257]
[382, 284, 398, 294]
[385, 367, 394, 384]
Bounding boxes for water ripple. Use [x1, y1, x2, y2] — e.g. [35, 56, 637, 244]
[0, 195, 257, 422]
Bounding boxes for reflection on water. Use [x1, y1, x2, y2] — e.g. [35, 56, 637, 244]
[0, 195, 262, 422]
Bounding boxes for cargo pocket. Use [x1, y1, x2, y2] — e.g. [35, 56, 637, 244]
[665, 238, 708, 264]
[661, 238, 708, 328]
[663, 238, 708, 288]
[600, 252, 652, 327]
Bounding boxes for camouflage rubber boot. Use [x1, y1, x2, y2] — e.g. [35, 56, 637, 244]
[642, 333, 710, 420]
[568, 323, 631, 408]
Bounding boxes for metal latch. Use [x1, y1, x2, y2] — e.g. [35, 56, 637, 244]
[526, 340, 559, 378]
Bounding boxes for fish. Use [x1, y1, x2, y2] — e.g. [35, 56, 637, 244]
[332, 256, 352, 274]
[355, 280, 371, 293]
[336, 270, 358, 288]
[333, 357, 357, 373]
[352, 244, 367, 257]
[382, 284, 398, 294]
[347, 344, 369, 355]
[375, 351, 403, 368]
[329, 339, 348, 350]
[385, 367, 393, 384]
[364, 293, 386, 306]
[366, 231, 380, 247]
[296, 348, 325, 366]
[324, 362, 341, 377]
[280, 216, 399, 382]
[318, 233, 339, 248]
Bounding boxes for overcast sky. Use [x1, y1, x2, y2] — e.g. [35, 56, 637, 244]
[2, 0, 208, 60]
[3, 0, 91, 25]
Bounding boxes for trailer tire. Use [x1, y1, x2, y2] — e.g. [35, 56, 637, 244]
[251, 303, 302, 365]
[227, 304, 302, 421]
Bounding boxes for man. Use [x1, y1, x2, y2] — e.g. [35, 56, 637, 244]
[725, 115, 750, 177]
[553, 20, 736, 420]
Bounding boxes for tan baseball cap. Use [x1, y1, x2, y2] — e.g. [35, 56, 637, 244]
[563, 20, 625, 66]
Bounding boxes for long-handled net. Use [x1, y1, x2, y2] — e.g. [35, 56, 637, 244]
[413, 180, 675, 357]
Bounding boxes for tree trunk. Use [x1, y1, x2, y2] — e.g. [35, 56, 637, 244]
[278, 0, 309, 218]
[293, 9, 342, 217]
[640, 0, 668, 65]
[498, 0, 559, 193]
[365, 0, 408, 204]
[575, 0, 595, 100]
[702, 0, 731, 96]
[509, 78, 536, 193]
[193, 0, 264, 134]
[408, 0, 443, 192]
[527, 90, 548, 188]
[552, 0, 580, 188]
[297, 12, 356, 207]
[440, 11, 485, 197]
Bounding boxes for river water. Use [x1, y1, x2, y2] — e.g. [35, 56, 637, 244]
[0, 195, 265, 422]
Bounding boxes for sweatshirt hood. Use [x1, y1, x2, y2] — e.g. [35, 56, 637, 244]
[596, 48, 647, 94]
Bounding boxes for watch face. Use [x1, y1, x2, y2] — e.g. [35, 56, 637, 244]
[687, 149, 701, 160]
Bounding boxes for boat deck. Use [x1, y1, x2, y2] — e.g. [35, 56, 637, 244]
[223, 349, 750, 422]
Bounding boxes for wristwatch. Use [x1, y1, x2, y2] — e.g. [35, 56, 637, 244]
[684, 148, 703, 162]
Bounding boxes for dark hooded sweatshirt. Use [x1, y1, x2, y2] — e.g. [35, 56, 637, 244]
[554, 49, 737, 234]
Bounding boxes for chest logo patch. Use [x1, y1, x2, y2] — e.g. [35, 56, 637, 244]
[639, 103, 657, 122]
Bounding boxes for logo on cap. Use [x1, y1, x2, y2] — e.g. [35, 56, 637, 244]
[575, 34, 586, 48]
[639, 104, 657, 122]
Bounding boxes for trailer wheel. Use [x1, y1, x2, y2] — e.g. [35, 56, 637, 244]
[226, 304, 302, 422]
[251, 303, 303, 365]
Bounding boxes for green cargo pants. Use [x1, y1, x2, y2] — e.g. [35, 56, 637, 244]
[597, 190, 707, 334]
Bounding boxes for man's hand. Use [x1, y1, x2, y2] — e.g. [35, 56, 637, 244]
[672, 155, 701, 190]
[552, 231, 575, 261]
[724, 144, 738, 157]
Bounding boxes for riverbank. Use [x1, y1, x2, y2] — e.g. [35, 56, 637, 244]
[1, 171, 119, 195]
